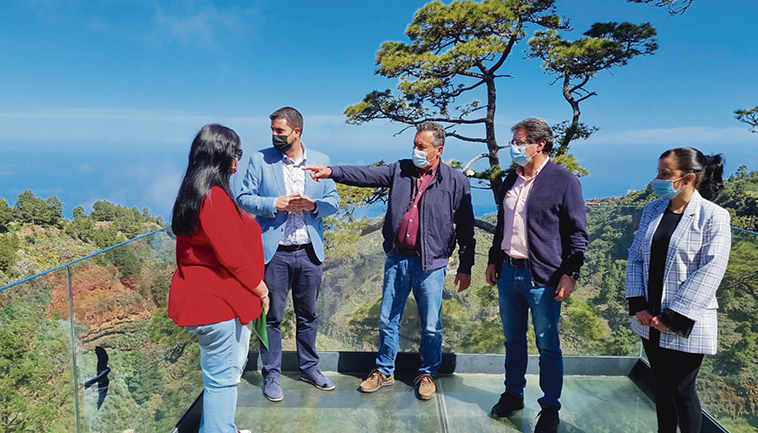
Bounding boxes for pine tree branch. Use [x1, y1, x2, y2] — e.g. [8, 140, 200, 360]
[447, 133, 487, 143]
[462, 153, 490, 172]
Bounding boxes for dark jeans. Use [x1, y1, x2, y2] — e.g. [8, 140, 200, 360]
[497, 260, 563, 408]
[643, 333, 705, 433]
[260, 245, 323, 378]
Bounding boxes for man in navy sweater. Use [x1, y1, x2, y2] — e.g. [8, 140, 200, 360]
[304, 121, 476, 401]
[486, 118, 588, 433]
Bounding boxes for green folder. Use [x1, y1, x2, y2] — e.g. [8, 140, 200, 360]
[252, 302, 269, 350]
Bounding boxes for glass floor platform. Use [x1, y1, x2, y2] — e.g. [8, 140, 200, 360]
[233, 372, 659, 433]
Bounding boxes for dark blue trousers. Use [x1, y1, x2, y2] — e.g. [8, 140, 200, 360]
[260, 245, 322, 378]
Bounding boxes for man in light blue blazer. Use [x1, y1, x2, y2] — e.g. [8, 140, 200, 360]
[237, 107, 339, 402]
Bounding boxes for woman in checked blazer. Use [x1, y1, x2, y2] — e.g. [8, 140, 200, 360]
[626, 147, 731, 433]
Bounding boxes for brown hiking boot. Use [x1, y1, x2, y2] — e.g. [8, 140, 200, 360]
[414, 373, 436, 400]
[359, 369, 395, 393]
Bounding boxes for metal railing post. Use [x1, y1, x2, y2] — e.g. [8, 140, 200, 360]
[67, 265, 82, 433]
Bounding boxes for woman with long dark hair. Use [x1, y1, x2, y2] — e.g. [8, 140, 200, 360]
[626, 147, 731, 433]
[169, 124, 269, 433]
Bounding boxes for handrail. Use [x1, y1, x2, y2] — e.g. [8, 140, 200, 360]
[731, 226, 758, 236]
[2, 207, 757, 293]
[0, 226, 171, 292]
[586, 203, 758, 235]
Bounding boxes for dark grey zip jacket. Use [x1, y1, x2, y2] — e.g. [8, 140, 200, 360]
[330, 160, 475, 273]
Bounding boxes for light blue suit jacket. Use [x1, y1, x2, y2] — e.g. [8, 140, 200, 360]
[625, 191, 731, 354]
[236, 147, 339, 264]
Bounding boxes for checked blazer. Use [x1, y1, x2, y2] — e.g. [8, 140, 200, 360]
[625, 190, 731, 355]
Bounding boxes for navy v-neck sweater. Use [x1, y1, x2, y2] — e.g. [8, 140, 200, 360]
[488, 160, 588, 287]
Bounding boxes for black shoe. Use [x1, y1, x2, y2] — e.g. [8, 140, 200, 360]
[534, 406, 560, 433]
[490, 391, 524, 418]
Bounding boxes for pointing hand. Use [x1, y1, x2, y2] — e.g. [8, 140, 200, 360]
[302, 165, 332, 182]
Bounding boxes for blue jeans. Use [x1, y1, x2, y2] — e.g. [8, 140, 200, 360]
[187, 318, 251, 433]
[376, 250, 446, 376]
[497, 260, 563, 408]
[260, 246, 323, 378]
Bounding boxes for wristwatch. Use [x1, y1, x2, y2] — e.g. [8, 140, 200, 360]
[568, 272, 580, 282]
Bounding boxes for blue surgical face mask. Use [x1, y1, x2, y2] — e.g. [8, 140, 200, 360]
[652, 176, 685, 200]
[412, 148, 438, 168]
[510, 144, 533, 167]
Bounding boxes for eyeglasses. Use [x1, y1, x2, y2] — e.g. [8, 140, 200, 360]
[508, 140, 532, 147]
[236, 149, 244, 161]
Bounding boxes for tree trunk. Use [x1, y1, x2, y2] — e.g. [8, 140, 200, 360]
[485, 76, 502, 202]
[558, 75, 581, 156]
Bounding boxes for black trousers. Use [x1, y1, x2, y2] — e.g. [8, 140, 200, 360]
[642, 332, 705, 433]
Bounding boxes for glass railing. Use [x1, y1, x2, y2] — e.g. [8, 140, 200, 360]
[0, 267, 78, 433]
[698, 227, 758, 433]
[310, 206, 646, 357]
[312, 206, 756, 432]
[69, 228, 203, 432]
[0, 227, 205, 433]
[1, 206, 755, 432]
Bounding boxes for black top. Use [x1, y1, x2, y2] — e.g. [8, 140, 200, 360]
[649, 208, 683, 314]
[629, 207, 695, 338]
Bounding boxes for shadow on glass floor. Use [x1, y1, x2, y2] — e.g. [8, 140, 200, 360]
[234, 372, 658, 433]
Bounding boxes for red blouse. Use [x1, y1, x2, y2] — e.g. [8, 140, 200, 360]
[169, 186, 265, 326]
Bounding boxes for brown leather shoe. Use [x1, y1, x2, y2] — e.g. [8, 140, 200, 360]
[359, 369, 395, 393]
[414, 373, 436, 400]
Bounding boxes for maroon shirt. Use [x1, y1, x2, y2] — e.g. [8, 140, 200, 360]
[395, 164, 438, 250]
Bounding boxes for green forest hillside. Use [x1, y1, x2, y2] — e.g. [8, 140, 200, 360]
[0, 190, 165, 287]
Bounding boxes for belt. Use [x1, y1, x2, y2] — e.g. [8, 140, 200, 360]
[397, 247, 420, 257]
[278, 243, 311, 252]
[503, 252, 529, 269]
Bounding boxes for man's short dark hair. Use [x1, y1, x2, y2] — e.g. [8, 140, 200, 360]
[269, 107, 304, 133]
[511, 118, 554, 154]
[416, 121, 446, 147]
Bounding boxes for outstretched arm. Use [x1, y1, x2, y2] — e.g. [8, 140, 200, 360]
[304, 164, 394, 188]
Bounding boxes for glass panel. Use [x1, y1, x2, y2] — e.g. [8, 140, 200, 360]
[699, 228, 758, 432]
[311, 206, 647, 357]
[0, 268, 78, 432]
[560, 205, 645, 357]
[317, 217, 391, 352]
[69, 228, 204, 432]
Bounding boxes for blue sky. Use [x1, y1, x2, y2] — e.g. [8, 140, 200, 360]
[1, 0, 757, 218]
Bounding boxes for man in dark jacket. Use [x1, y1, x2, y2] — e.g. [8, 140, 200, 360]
[304, 121, 475, 400]
[486, 118, 588, 433]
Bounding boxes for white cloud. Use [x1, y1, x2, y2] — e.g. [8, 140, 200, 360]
[153, 3, 261, 46]
[0, 107, 233, 124]
[0, 165, 17, 177]
[589, 126, 754, 145]
[0, 107, 271, 147]
[22, 1, 265, 48]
